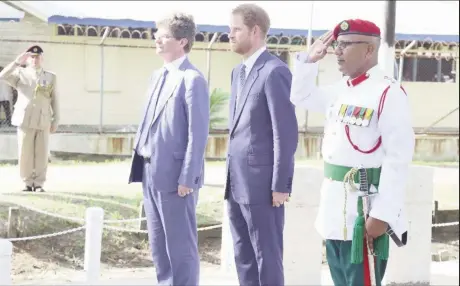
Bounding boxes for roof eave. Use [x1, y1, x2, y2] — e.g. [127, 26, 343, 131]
[2, 0, 48, 22]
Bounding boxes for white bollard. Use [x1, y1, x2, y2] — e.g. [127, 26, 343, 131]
[0, 239, 13, 285]
[84, 207, 104, 285]
[220, 165, 324, 285]
[284, 166, 324, 285]
[384, 165, 435, 285]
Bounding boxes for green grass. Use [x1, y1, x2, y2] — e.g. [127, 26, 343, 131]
[0, 185, 224, 228]
[0, 185, 225, 270]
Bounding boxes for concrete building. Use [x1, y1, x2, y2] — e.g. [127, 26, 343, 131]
[0, 1, 458, 161]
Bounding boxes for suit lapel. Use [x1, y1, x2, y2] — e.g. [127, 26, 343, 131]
[150, 59, 187, 125]
[230, 51, 269, 134]
[134, 71, 161, 148]
[229, 67, 239, 129]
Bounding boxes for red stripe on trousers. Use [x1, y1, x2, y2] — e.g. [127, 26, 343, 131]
[363, 236, 372, 286]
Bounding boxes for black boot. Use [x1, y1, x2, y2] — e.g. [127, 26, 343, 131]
[22, 186, 33, 192]
[34, 186, 45, 192]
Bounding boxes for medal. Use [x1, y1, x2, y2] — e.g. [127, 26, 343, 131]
[343, 105, 354, 124]
[356, 107, 366, 126]
[349, 107, 361, 125]
[362, 108, 374, 127]
[338, 104, 347, 121]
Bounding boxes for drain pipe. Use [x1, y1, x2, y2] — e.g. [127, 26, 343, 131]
[398, 40, 417, 82]
[206, 33, 219, 87]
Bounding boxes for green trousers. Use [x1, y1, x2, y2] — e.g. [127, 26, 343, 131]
[325, 240, 388, 286]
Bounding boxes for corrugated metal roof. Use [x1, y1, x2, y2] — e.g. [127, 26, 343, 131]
[1, 1, 459, 43]
[47, 16, 459, 43]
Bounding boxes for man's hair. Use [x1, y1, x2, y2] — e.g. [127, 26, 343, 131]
[232, 3, 271, 37]
[156, 12, 197, 53]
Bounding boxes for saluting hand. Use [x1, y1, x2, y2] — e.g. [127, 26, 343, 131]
[306, 30, 335, 63]
[15, 52, 30, 65]
[272, 192, 289, 207]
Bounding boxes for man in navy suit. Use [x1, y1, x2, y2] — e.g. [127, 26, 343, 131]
[225, 3, 299, 286]
[128, 12, 210, 286]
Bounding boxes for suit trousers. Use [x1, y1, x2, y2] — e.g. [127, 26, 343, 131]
[325, 239, 388, 286]
[17, 127, 50, 187]
[227, 193, 285, 286]
[142, 160, 200, 286]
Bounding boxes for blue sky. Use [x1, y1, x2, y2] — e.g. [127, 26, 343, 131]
[1, 1, 458, 35]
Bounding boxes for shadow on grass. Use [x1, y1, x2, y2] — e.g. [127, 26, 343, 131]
[0, 191, 223, 272]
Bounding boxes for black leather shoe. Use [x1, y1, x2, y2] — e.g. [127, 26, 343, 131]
[34, 186, 45, 192]
[22, 186, 33, 192]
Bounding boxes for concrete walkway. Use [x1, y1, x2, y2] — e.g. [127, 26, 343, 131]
[18, 261, 459, 285]
[1, 160, 457, 209]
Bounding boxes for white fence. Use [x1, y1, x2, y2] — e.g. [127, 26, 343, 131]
[0, 198, 222, 285]
[0, 165, 459, 285]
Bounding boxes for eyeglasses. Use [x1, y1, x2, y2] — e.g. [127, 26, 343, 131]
[331, 40, 370, 50]
[153, 33, 175, 40]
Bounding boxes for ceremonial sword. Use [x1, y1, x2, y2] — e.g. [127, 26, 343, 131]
[358, 167, 377, 286]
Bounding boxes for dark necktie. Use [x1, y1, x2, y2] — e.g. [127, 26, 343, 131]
[234, 64, 246, 116]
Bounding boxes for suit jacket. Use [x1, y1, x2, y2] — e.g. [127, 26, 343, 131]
[225, 50, 299, 205]
[129, 58, 210, 192]
[0, 62, 59, 130]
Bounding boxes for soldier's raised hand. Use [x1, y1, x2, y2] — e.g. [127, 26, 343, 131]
[306, 30, 334, 63]
[15, 52, 30, 65]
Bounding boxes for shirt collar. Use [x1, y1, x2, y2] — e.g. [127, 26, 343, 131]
[346, 65, 381, 87]
[242, 46, 267, 72]
[164, 55, 187, 72]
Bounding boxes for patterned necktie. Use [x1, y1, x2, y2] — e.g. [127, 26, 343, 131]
[136, 68, 168, 154]
[235, 64, 246, 114]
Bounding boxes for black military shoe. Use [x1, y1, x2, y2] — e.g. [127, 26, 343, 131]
[34, 186, 45, 192]
[22, 186, 33, 192]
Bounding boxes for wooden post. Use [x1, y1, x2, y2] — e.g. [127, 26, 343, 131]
[138, 201, 147, 231]
[7, 207, 19, 238]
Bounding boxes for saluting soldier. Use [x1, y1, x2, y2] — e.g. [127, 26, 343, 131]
[290, 20, 415, 286]
[0, 45, 60, 192]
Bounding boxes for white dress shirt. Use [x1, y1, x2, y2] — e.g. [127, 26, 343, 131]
[241, 46, 267, 80]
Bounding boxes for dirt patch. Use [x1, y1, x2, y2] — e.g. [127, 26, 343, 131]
[0, 200, 222, 284]
[1, 200, 458, 283]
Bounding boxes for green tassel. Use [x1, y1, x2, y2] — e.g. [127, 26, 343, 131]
[374, 233, 390, 260]
[351, 197, 365, 264]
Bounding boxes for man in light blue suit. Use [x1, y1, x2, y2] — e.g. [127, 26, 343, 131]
[128, 12, 210, 286]
[226, 3, 299, 286]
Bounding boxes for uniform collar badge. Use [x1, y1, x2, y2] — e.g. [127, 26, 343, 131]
[347, 73, 369, 87]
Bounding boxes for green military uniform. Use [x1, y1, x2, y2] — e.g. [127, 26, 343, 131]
[0, 45, 60, 192]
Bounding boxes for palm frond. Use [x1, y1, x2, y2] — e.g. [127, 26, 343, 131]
[209, 88, 230, 129]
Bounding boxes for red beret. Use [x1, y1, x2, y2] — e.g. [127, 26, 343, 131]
[333, 19, 381, 40]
